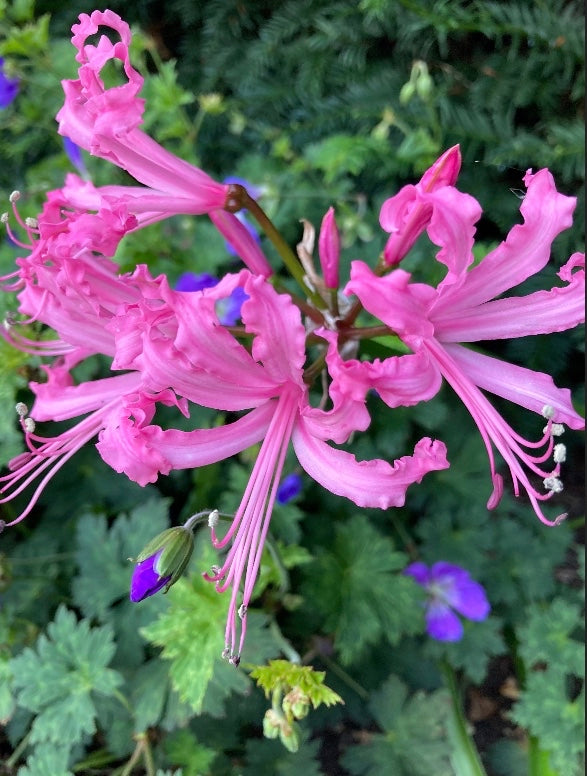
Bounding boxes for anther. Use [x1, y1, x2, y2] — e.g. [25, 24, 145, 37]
[9, 191, 21, 203]
[23, 418, 36, 433]
[221, 646, 230, 660]
[1, 213, 8, 224]
[238, 604, 247, 619]
[541, 405, 555, 419]
[550, 423, 565, 437]
[553, 444, 567, 464]
[229, 654, 241, 667]
[543, 475, 563, 493]
[25, 217, 38, 228]
[208, 509, 219, 527]
[15, 402, 28, 417]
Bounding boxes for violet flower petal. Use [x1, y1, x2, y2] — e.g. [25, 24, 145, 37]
[130, 551, 171, 602]
[426, 601, 464, 641]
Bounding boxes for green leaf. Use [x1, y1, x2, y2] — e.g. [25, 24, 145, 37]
[16, 743, 73, 776]
[0, 656, 16, 724]
[242, 736, 324, 776]
[164, 729, 217, 776]
[304, 515, 423, 664]
[342, 675, 453, 776]
[510, 598, 585, 775]
[73, 498, 171, 621]
[249, 660, 343, 710]
[517, 598, 584, 678]
[423, 617, 506, 684]
[140, 541, 229, 714]
[130, 658, 170, 733]
[10, 606, 123, 749]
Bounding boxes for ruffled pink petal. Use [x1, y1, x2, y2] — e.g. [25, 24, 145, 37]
[379, 145, 463, 266]
[57, 11, 228, 209]
[317, 328, 441, 410]
[242, 273, 307, 385]
[345, 261, 435, 345]
[97, 397, 275, 486]
[434, 255, 585, 342]
[444, 344, 585, 430]
[292, 421, 449, 509]
[436, 169, 576, 312]
[31, 371, 142, 422]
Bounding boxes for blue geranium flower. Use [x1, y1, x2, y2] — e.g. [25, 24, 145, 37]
[0, 58, 19, 109]
[404, 561, 490, 641]
[276, 473, 303, 504]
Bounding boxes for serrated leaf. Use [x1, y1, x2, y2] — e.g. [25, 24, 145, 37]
[140, 542, 229, 714]
[10, 606, 123, 749]
[73, 498, 171, 621]
[304, 515, 422, 664]
[423, 617, 506, 683]
[249, 660, 343, 709]
[16, 743, 73, 776]
[342, 675, 452, 776]
[164, 729, 216, 776]
[517, 598, 584, 677]
[130, 658, 170, 733]
[511, 674, 584, 776]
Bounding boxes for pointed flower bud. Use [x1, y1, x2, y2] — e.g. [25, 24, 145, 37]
[130, 526, 194, 602]
[318, 207, 340, 289]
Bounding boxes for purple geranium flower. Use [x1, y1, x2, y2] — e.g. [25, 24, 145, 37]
[404, 561, 490, 641]
[0, 58, 19, 108]
[176, 272, 248, 325]
[276, 472, 303, 504]
[130, 550, 171, 602]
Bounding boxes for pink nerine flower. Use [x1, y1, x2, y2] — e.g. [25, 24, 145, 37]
[56, 10, 271, 277]
[346, 163, 585, 526]
[97, 269, 449, 662]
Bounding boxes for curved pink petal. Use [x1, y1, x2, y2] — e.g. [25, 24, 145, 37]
[242, 273, 307, 386]
[31, 371, 142, 422]
[434, 257, 585, 342]
[292, 420, 449, 509]
[426, 186, 482, 286]
[208, 210, 272, 277]
[97, 394, 274, 486]
[436, 169, 576, 312]
[345, 261, 435, 345]
[318, 328, 442, 410]
[444, 344, 584, 430]
[57, 11, 228, 209]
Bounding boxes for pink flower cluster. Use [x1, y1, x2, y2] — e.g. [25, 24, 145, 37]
[1, 10, 584, 663]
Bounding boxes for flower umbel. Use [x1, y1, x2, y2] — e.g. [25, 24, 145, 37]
[405, 561, 490, 641]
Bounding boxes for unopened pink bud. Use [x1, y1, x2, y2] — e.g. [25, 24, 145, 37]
[318, 207, 340, 289]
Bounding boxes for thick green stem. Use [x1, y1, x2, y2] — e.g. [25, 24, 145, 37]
[441, 661, 488, 776]
[227, 185, 327, 309]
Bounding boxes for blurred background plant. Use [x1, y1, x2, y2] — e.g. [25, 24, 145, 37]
[0, 1, 584, 774]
